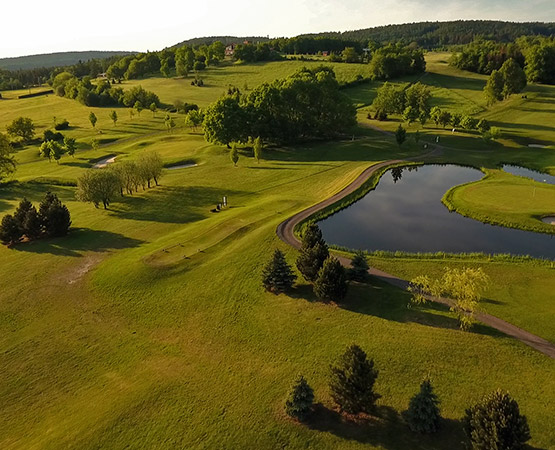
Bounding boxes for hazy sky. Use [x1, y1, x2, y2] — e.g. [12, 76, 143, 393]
[2, 0, 554, 58]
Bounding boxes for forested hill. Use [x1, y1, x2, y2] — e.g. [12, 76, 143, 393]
[0, 51, 135, 71]
[173, 36, 270, 47]
[301, 21, 555, 48]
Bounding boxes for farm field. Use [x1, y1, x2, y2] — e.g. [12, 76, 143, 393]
[0, 52, 554, 449]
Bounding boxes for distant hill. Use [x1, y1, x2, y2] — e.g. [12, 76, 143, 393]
[300, 20, 555, 47]
[172, 36, 270, 48]
[0, 51, 135, 71]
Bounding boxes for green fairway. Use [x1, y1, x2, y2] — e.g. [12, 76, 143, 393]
[1, 53, 555, 449]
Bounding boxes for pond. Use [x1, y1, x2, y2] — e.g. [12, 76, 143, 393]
[502, 164, 555, 185]
[318, 165, 555, 259]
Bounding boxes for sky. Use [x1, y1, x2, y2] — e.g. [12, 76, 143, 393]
[1, 0, 554, 58]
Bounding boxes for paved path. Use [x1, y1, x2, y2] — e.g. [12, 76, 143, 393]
[276, 158, 555, 359]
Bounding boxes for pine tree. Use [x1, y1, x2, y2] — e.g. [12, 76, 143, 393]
[296, 223, 329, 282]
[39, 192, 71, 237]
[349, 250, 369, 282]
[285, 374, 314, 421]
[395, 124, 406, 147]
[261, 249, 297, 293]
[404, 379, 441, 433]
[13, 198, 34, 228]
[0, 214, 23, 245]
[22, 207, 43, 240]
[313, 257, 348, 302]
[329, 344, 380, 414]
[463, 390, 530, 450]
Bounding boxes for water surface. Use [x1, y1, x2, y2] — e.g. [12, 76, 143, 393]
[319, 165, 555, 259]
[502, 165, 555, 185]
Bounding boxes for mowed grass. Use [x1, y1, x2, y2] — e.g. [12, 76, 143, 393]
[444, 169, 555, 234]
[0, 56, 554, 449]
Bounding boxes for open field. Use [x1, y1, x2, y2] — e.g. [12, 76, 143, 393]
[1, 53, 554, 449]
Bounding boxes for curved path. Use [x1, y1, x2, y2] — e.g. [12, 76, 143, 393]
[276, 159, 555, 359]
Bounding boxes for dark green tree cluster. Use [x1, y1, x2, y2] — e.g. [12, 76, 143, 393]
[52, 72, 159, 108]
[450, 39, 524, 74]
[463, 390, 530, 450]
[295, 223, 349, 303]
[0, 133, 16, 180]
[429, 107, 489, 134]
[39, 136, 76, 163]
[372, 82, 431, 122]
[368, 44, 426, 80]
[519, 36, 555, 84]
[261, 249, 297, 293]
[0, 193, 71, 245]
[203, 67, 356, 146]
[233, 42, 283, 63]
[484, 58, 527, 105]
[77, 151, 164, 209]
[269, 36, 363, 55]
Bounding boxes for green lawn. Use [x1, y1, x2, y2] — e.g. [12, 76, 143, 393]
[0, 53, 554, 449]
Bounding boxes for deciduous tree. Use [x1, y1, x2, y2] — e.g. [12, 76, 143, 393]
[0, 133, 16, 181]
[6, 117, 35, 142]
[89, 111, 97, 128]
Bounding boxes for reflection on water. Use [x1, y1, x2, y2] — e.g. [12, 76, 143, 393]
[502, 165, 555, 185]
[319, 165, 555, 259]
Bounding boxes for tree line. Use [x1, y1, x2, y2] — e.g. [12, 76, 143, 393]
[203, 67, 356, 147]
[0, 193, 71, 246]
[76, 151, 164, 209]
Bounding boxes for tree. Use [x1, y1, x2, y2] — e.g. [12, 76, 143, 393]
[230, 143, 239, 166]
[109, 110, 118, 126]
[349, 250, 369, 282]
[149, 102, 157, 117]
[203, 95, 246, 147]
[13, 198, 34, 227]
[484, 70, 504, 105]
[342, 47, 360, 63]
[372, 82, 406, 116]
[0, 133, 16, 181]
[313, 257, 348, 302]
[499, 58, 527, 99]
[164, 114, 176, 133]
[89, 112, 97, 128]
[438, 110, 452, 128]
[402, 106, 419, 126]
[261, 249, 297, 293]
[136, 151, 164, 187]
[461, 115, 479, 131]
[160, 59, 172, 78]
[134, 101, 143, 117]
[296, 223, 329, 282]
[22, 206, 42, 240]
[329, 344, 380, 415]
[253, 136, 263, 163]
[0, 215, 22, 245]
[64, 137, 77, 157]
[395, 124, 407, 146]
[463, 390, 530, 450]
[285, 375, 314, 421]
[39, 140, 66, 163]
[6, 117, 35, 142]
[38, 192, 71, 237]
[404, 379, 441, 433]
[76, 170, 121, 209]
[185, 109, 204, 131]
[430, 106, 442, 126]
[477, 119, 491, 134]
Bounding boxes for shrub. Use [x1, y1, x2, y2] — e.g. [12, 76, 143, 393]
[54, 119, 70, 130]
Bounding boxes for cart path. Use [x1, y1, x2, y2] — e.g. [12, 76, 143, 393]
[276, 159, 555, 359]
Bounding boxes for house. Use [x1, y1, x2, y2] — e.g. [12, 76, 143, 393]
[225, 44, 236, 57]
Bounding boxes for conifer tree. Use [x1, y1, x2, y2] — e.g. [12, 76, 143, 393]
[261, 249, 297, 293]
[39, 192, 71, 237]
[404, 379, 441, 433]
[296, 223, 329, 282]
[89, 112, 97, 128]
[0, 214, 23, 245]
[329, 344, 380, 414]
[463, 390, 530, 450]
[313, 257, 348, 302]
[285, 375, 314, 421]
[13, 198, 34, 228]
[22, 207, 42, 240]
[349, 250, 369, 282]
[395, 124, 407, 146]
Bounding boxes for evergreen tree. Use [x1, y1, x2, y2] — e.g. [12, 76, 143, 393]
[329, 344, 380, 414]
[22, 207, 42, 240]
[285, 375, 314, 421]
[0, 214, 23, 245]
[230, 143, 239, 166]
[261, 249, 297, 293]
[463, 390, 530, 450]
[349, 250, 369, 282]
[314, 257, 348, 302]
[295, 223, 329, 282]
[13, 198, 34, 228]
[404, 379, 441, 433]
[395, 124, 407, 146]
[39, 192, 71, 237]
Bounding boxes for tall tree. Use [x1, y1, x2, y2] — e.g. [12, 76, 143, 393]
[64, 137, 77, 157]
[89, 111, 97, 128]
[38, 192, 71, 237]
[285, 375, 315, 421]
[0, 133, 16, 181]
[404, 379, 441, 433]
[395, 124, 407, 146]
[329, 344, 380, 415]
[349, 250, 369, 282]
[109, 110, 118, 126]
[464, 390, 530, 450]
[296, 223, 329, 282]
[203, 95, 246, 147]
[499, 58, 527, 99]
[261, 249, 297, 293]
[0, 215, 22, 245]
[484, 70, 504, 105]
[313, 257, 348, 302]
[76, 170, 121, 209]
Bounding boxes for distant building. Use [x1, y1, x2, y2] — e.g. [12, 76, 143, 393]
[225, 44, 236, 56]
[322, 51, 329, 57]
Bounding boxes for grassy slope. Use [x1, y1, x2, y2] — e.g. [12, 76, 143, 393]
[0, 55, 554, 449]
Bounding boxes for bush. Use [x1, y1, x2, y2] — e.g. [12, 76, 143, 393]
[329, 344, 380, 414]
[285, 375, 314, 421]
[54, 119, 70, 130]
[463, 390, 530, 450]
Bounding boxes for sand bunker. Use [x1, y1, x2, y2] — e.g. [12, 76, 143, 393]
[167, 163, 198, 170]
[93, 156, 117, 168]
[541, 216, 555, 225]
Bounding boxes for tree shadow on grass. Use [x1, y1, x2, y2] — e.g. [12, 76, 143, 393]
[108, 185, 247, 223]
[10, 228, 144, 257]
[60, 160, 92, 168]
[305, 403, 466, 449]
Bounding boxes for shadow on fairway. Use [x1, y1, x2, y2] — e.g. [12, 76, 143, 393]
[108, 185, 247, 223]
[10, 228, 144, 257]
[305, 403, 466, 449]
